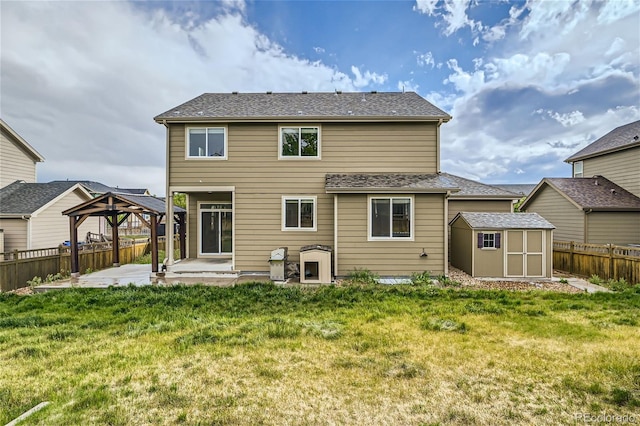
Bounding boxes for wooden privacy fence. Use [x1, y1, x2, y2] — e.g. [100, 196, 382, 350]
[553, 241, 640, 284]
[0, 237, 177, 292]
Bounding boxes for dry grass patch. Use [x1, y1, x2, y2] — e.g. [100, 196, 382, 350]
[0, 283, 639, 425]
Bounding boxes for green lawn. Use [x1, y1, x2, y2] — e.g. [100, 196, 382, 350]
[1, 284, 639, 425]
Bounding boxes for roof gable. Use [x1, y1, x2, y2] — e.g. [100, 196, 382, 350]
[0, 181, 90, 216]
[155, 92, 451, 122]
[566, 120, 640, 162]
[521, 176, 640, 212]
[0, 118, 45, 162]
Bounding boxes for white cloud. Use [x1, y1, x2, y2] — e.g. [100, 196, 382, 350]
[313, 46, 325, 54]
[398, 80, 419, 92]
[413, 0, 439, 16]
[598, 0, 640, 24]
[413, 0, 480, 36]
[416, 51, 435, 68]
[1, 2, 388, 195]
[605, 37, 626, 56]
[350, 66, 387, 88]
[536, 110, 586, 127]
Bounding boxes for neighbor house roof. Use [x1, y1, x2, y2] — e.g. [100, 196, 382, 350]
[154, 92, 451, 122]
[325, 173, 459, 193]
[0, 118, 45, 162]
[440, 173, 520, 199]
[0, 181, 90, 216]
[451, 212, 555, 229]
[49, 180, 149, 196]
[521, 176, 640, 212]
[565, 120, 640, 162]
[492, 184, 537, 197]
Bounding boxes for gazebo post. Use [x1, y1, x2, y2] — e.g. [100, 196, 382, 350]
[111, 212, 120, 267]
[150, 214, 158, 273]
[69, 215, 80, 277]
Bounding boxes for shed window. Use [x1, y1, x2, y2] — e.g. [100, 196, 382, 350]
[478, 232, 501, 249]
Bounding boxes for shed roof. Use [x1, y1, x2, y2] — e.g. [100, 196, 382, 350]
[565, 120, 640, 162]
[0, 181, 86, 215]
[521, 176, 640, 212]
[325, 173, 459, 193]
[452, 212, 555, 229]
[154, 92, 451, 122]
[440, 173, 520, 199]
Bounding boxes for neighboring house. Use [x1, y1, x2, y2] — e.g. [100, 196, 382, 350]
[442, 173, 520, 223]
[520, 176, 640, 245]
[155, 91, 457, 277]
[0, 118, 45, 187]
[565, 120, 640, 197]
[0, 181, 100, 252]
[450, 212, 555, 278]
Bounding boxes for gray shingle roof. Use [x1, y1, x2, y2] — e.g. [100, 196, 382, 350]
[0, 181, 80, 215]
[454, 212, 555, 229]
[440, 173, 520, 198]
[49, 180, 149, 196]
[492, 184, 537, 196]
[527, 177, 640, 211]
[566, 120, 640, 162]
[325, 173, 459, 193]
[154, 92, 451, 121]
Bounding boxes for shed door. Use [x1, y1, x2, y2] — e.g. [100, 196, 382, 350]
[506, 230, 544, 277]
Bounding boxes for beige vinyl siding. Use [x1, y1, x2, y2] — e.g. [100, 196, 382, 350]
[586, 212, 640, 245]
[169, 122, 438, 187]
[0, 219, 28, 252]
[169, 121, 440, 271]
[450, 219, 472, 274]
[0, 129, 37, 187]
[30, 189, 99, 249]
[472, 230, 505, 277]
[336, 194, 445, 276]
[448, 199, 513, 223]
[582, 146, 640, 197]
[524, 186, 584, 242]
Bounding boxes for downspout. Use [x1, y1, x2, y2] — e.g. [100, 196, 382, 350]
[444, 190, 450, 276]
[436, 119, 443, 173]
[163, 119, 175, 266]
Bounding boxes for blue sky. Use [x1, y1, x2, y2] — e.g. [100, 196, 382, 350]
[1, 0, 639, 195]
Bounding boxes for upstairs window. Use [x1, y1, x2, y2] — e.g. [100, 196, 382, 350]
[187, 127, 227, 159]
[282, 197, 316, 231]
[573, 161, 583, 177]
[369, 197, 413, 240]
[280, 127, 320, 159]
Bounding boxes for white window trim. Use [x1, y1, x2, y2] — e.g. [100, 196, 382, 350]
[573, 161, 583, 178]
[481, 232, 497, 250]
[185, 125, 228, 160]
[278, 125, 321, 160]
[281, 196, 317, 232]
[197, 201, 233, 257]
[368, 195, 415, 241]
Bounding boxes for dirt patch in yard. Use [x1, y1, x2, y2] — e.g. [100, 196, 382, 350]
[446, 266, 583, 293]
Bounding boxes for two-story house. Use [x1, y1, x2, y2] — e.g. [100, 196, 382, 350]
[155, 92, 458, 278]
[565, 120, 640, 197]
[0, 118, 44, 187]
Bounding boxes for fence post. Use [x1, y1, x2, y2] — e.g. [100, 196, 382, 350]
[569, 241, 574, 274]
[609, 244, 614, 280]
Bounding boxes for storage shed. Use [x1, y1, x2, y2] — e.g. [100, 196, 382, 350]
[450, 212, 555, 278]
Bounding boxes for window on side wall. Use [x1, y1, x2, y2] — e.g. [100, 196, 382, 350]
[279, 126, 320, 158]
[369, 197, 413, 240]
[573, 161, 583, 177]
[477, 232, 501, 249]
[187, 127, 227, 159]
[282, 197, 316, 231]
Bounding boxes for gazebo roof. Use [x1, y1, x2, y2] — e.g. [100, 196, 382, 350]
[62, 192, 185, 217]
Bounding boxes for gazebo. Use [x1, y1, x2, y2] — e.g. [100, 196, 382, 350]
[62, 192, 186, 275]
